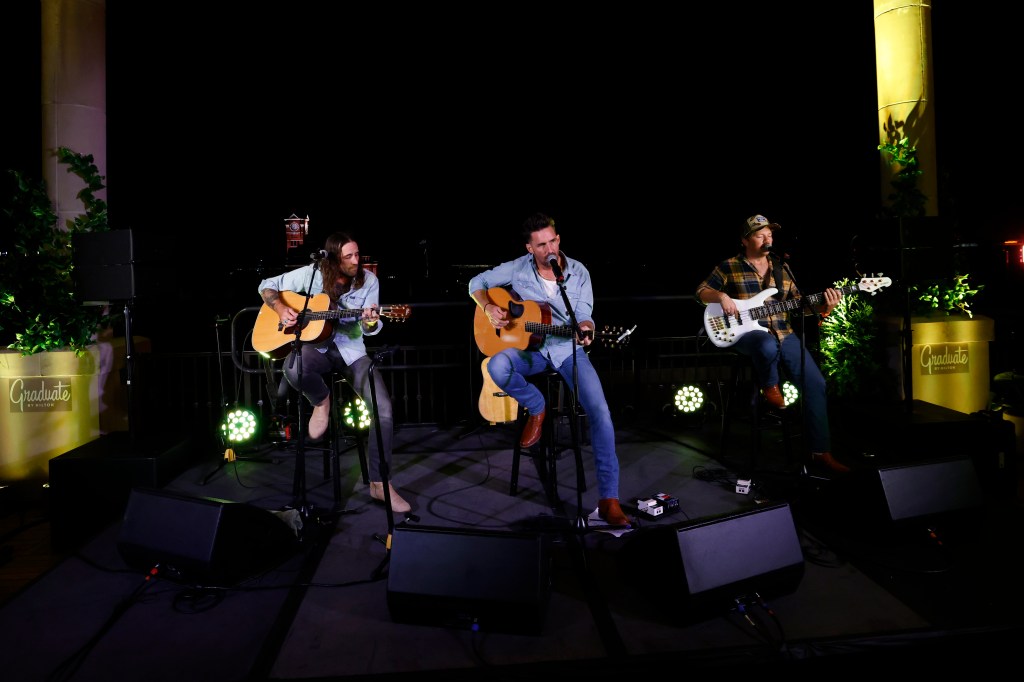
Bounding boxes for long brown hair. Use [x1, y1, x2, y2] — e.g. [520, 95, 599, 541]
[320, 231, 365, 302]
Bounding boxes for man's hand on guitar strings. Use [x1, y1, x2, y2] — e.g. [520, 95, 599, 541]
[484, 303, 509, 328]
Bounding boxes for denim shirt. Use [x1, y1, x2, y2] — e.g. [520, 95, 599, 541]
[257, 264, 382, 364]
[468, 252, 594, 368]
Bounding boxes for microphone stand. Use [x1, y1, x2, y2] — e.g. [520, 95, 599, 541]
[289, 258, 323, 526]
[550, 261, 588, 533]
[368, 344, 400, 580]
[550, 260, 618, 639]
[778, 256, 811, 468]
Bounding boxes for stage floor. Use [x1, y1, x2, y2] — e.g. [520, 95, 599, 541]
[2, 401, 1022, 680]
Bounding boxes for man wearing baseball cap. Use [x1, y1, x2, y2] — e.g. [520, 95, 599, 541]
[695, 214, 850, 474]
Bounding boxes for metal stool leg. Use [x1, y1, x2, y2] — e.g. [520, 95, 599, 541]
[332, 375, 372, 485]
[510, 402, 527, 496]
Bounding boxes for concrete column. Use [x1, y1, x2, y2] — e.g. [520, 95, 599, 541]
[40, 0, 107, 230]
[873, 0, 938, 216]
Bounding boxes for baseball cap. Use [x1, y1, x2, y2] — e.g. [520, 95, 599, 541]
[742, 214, 781, 238]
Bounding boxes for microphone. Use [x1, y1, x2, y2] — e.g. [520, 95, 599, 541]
[548, 256, 564, 283]
[310, 249, 328, 260]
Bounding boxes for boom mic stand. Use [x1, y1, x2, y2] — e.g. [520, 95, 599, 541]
[552, 269, 589, 534]
[288, 261, 324, 525]
[368, 344, 401, 580]
[550, 260, 626, 656]
[781, 257, 810, 469]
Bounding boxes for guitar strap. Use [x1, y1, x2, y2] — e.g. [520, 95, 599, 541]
[771, 260, 789, 334]
[772, 259, 784, 299]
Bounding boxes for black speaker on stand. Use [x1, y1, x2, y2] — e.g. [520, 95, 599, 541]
[51, 231, 196, 550]
[72, 229, 139, 441]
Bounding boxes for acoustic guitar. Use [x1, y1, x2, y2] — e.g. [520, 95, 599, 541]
[473, 287, 632, 356]
[252, 291, 411, 359]
[478, 357, 519, 424]
[474, 287, 636, 422]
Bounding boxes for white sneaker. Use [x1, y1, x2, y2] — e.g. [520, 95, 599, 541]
[370, 481, 411, 513]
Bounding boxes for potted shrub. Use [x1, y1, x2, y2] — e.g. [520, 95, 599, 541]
[873, 136, 995, 414]
[1, 147, 115, 355]
[0, 147, 116, 480]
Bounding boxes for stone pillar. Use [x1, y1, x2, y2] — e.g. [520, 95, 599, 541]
[40, 0, 107, 229]
[873, 0, 938, 216]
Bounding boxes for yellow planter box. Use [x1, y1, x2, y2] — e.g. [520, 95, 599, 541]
[887, 314, 995, 415]
[0, 347, 101, 480]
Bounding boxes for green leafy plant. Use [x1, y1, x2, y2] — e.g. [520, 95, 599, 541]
[0, 147, 116, 356]
[818, 277, 893, 400]
[878, 136, 927, 218]
[909, 273, 982, 318]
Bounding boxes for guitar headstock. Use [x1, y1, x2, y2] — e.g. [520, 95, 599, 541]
[595, 324, 637, 350]
[857, 275, 893, 294]
[382, 304, 412, 321]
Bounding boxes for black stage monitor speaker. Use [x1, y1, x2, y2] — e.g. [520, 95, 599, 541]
[117, 488, 298, 586]
[72, 229, 135, 301]
[625, 502, 805, 617]
[387, 525, 551, 635]
[872, 457, 985, 522]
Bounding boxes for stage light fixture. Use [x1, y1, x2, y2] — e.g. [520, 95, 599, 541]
[782, 381, 799, 406]
[221, 407, 258, 444]
[343, 397, 372, 430]
[674, 384, 706, 414]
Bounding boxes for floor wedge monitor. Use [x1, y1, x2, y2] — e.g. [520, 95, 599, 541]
[387, 524, 551, 635]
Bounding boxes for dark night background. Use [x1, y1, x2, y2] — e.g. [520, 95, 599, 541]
[3, 3, 1023, 354]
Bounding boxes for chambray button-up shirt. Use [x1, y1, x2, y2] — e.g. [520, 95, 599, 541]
[258, 264, 382, 365]
[468, 252, 593, 367]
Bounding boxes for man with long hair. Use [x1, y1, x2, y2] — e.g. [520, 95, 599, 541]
[259, 232, 410, 512]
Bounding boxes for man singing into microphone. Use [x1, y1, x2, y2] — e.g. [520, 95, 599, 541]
[469, 212, 631, 527]
[258, 231, 411, 512]
[695, 214, 850, 474]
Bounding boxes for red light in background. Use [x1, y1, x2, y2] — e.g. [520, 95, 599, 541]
[1003, 240, 1023, 267]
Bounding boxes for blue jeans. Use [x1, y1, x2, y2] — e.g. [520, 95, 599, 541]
[486, 346, 620, 500]
[284, 345, 394, 482]
[733, 331, 831, 453]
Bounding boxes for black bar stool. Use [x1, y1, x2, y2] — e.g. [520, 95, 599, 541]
[509, 370, 588, 503]
[279, 371, 370, 510]
[328, 374, 371, 485]
[719, 355, 799, 479]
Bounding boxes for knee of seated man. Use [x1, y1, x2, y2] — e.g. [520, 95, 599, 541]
[487, 354, 513, 381]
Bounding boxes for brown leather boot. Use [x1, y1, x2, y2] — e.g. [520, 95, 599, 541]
[809, 452, 850, 474]
[519, 410, 545, 448]
[761, 385, 786, 409]
[598, 498, 631, 527]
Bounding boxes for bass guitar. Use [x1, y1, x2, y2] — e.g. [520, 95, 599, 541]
[252, 291, 411, 359]
[473, 287, 633, 356]
[703, 276, 891, 348]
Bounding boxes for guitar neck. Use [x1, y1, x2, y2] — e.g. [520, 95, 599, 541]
[299, 308, 364, 322]
[757, 284, 860, 319]
[523, 321, 576, 338]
